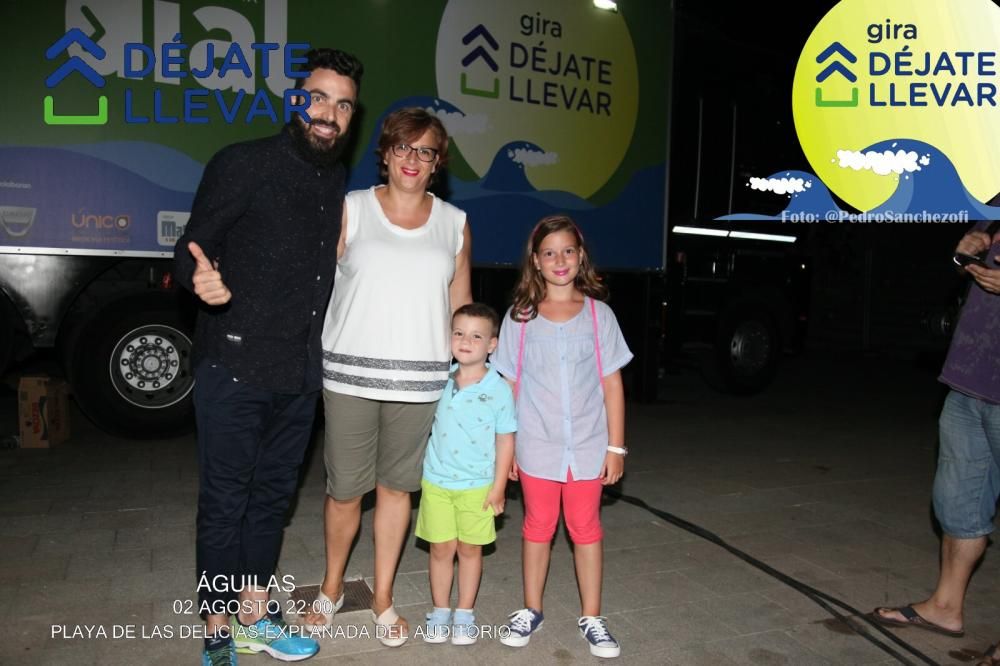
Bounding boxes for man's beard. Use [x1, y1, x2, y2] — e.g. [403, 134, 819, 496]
[288, 116, 348, 168]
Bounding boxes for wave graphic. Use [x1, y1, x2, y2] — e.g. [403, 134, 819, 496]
[719, 170, 843, 220]
[862, 139, 999, 218]
[720, 141, 1000, 220]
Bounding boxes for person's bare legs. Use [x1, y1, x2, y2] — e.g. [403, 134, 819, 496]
[573, 541, 603, 617]
[523, 539, 551, 612]
[302, 494, 361, 627]
[372, 484, 412, 638]
[877, 534, 986, 632]
[430, 540, 458, 608]
[456, 541, 483, 610]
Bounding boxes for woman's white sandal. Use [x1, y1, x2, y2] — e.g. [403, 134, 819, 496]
[302, 589, 345, 632]
[372, 604, 408, 647]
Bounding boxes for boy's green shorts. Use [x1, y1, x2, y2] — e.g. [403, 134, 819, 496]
[415, 479, 497, 545]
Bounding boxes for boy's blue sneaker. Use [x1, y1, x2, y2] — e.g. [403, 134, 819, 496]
[423, 607, 451, 644]
[202, 638, 237, 666]
[499, 608, 543, 647]
[231, 616, 319, 662]
[451, 609, 477, 645]
[577, 615, 621, 658]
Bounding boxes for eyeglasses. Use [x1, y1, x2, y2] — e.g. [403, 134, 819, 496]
[391, 144, 439, 162]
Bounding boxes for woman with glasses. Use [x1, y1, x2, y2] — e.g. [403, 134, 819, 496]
[304, 107, 472, 646]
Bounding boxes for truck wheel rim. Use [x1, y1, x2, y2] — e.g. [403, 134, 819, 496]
[109, 324, 193, 409]
[729, 321, 771, 375]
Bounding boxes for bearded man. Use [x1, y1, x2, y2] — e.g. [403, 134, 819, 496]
[174, 48, 363, 665]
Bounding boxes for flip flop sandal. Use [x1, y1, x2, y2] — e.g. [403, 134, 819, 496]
[302, 589, 345, 632]
[372, 604, 408, 647]
[871, 605, 964, 638]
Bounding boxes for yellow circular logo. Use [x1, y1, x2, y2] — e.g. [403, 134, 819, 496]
[793, 0, 1000, 211]
[435, 0, 639, 199]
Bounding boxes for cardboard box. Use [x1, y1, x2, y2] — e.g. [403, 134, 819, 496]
[18, 375, 70, 448]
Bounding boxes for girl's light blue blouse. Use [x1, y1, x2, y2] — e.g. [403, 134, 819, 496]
[492, 298, 633, 482]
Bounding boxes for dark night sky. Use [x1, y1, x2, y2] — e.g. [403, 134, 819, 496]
[672, 1, 841, 216]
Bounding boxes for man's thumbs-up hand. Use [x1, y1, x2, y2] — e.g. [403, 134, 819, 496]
[189, 241, 231, 305]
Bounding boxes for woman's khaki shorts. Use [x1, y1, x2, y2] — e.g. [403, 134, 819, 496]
[323, 390, 437, 500]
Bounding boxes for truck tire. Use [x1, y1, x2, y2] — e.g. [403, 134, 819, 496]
[704, 305, 779, 395]
[69, 299, 195, 438]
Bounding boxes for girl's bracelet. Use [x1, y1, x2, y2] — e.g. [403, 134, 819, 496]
[607, 446, 628, 456]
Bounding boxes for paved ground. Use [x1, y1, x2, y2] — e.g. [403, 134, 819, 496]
[2, 350, 999, 665]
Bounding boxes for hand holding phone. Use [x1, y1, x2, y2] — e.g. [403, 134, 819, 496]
[954, 252, 990, 269]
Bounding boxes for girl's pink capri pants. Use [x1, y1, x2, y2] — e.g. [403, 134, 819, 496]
[519, 469, 603, 544]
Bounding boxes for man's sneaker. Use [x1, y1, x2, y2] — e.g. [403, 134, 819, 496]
[451, 609, 477, 645]
[577, 616, 620, 658]
[423, 607, 451, 644]
[231, 616, 319, 662]
[202, 638, 237, 666]
[499, 608, 543, 647]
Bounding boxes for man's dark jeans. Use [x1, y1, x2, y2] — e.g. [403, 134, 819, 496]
[194, 360, 318, 612]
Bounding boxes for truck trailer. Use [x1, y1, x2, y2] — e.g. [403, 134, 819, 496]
[0, 0, 807, 437]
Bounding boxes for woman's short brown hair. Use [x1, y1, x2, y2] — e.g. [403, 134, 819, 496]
[376, 107, 450, 182]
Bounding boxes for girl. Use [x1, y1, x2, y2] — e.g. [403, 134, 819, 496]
[492, 215, 632, 659]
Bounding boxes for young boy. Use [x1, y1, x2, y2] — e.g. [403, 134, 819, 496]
[414, 302, 516, 645]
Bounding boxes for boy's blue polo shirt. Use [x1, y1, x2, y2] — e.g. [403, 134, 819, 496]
[423, 364, 517, 490]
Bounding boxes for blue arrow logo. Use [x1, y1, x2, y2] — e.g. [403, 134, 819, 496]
[45, 27, 106, 88]
[460, 24, 500, 99]
[461, 24, 499, 71]
[815, 41, 858, 107]
[43, 27, 108, 124]
[815, 41, 856, 83]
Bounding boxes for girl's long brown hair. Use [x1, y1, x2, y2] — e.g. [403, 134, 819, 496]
[510, 215, 608, 322]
